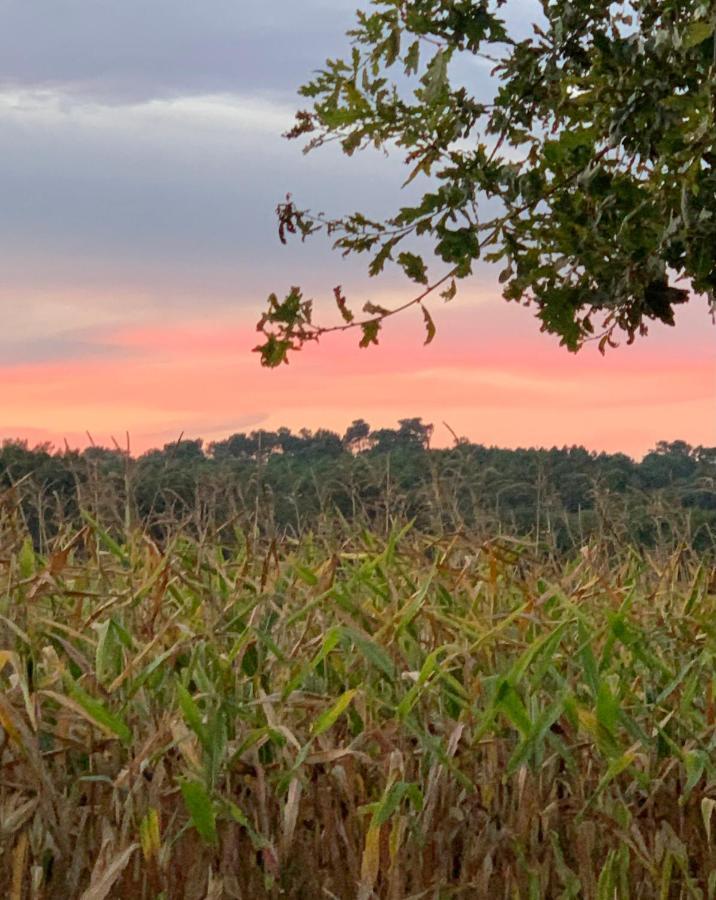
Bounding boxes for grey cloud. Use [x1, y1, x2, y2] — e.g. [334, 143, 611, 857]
[0, 86, 419, 305]
[0, 334, 134, 365]
[0, 0, 357, 103]
[1, 0, 540, 104]
[0, 0, 535, 326]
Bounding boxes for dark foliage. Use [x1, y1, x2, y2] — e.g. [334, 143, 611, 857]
[1, 423, 714, 555]
[257, 0, 716, 365]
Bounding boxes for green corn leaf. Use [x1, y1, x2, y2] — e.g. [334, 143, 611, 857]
[226, 800, 268, 850]
[507, 622, 569, 688]
[371, 782, 408, 828]
[495, 680, 532, 738]
[343, 627, 395, 679]
[283, 626, 341, 699]
[683, 749, 709, 801]
[507, 694, 566, 775]
[18, 538, 36, 579]
[312, 688, 358, 736]
[294, 564, 318, 586]
[396, 576, 434, 632]
[180, 779, 218, 847]
[126, 641, 184, 698]
[587, 748, 637, 808]
[397, 648, 441, 719]
[63, 676, 132, 744]
[94, 619, 116, 685]
[595, 681, 619, 740]
[81, 511, 128, 562]
[177, 682, 209, 749]
[371, 781, 423, 827]
[206, 710, 228, 787]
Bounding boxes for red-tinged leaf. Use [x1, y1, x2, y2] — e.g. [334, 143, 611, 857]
[363, 301, 390, 316]
[440, 279, 457, 302]
[333, 285, 354, 323]
[421, 305, 436, 345]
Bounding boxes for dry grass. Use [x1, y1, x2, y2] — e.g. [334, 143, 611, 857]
[0, 515, 715, 898]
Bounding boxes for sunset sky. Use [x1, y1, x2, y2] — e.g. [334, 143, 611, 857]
[1, 0, 714, 458]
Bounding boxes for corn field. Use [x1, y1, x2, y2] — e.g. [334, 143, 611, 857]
[1, 512, 715, 898]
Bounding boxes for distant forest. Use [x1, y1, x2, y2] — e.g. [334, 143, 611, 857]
[1, 419, 714, 554]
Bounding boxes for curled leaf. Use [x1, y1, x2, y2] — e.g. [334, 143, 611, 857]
[334, 285, 354, 322]
[421, 305, 436, 345]
[359, 320, 381, 348]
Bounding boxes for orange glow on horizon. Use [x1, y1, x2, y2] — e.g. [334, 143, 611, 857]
[2, 291, 714, 459]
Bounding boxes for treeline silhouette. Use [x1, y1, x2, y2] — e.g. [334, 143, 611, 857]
[1, 418, 714, 554]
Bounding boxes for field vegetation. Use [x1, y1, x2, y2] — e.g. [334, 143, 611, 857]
[1, 465, 715, 897]
[1, 426, 714, 555]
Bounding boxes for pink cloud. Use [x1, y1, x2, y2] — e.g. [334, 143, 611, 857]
[1, 290, 713, 457]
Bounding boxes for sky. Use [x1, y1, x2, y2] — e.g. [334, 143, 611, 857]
[1, 0, 713, 458]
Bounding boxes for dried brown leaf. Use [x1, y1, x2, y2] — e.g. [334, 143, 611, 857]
[79, 842, 138, 900]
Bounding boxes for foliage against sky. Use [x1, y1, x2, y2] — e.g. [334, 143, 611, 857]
[257, 0, 716, 365]
[0, 1, 713, 455]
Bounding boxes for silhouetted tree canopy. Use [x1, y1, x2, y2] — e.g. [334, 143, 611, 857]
[1, 424, 714, 554]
